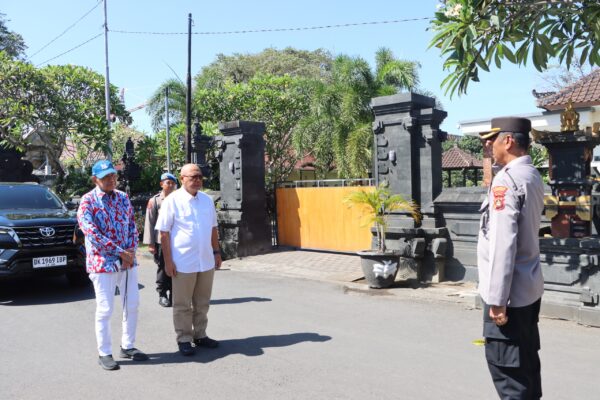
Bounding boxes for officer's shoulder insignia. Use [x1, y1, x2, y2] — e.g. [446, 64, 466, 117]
[492, 186, 509, 211]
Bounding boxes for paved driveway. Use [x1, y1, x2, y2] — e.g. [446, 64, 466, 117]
[1, 257, 599, 399]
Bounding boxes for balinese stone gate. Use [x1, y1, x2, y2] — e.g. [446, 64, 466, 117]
[117, 138, 141, 194]
[370, 93, 449, 282]
[216, 120, 272, 259]
[532, 118, 600, 325]
[0, 146, 37, 182]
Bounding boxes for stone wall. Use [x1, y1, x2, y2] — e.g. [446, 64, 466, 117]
[434, 187, 486, 282]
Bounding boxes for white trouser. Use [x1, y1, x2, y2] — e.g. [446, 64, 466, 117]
[89, 267, 140, 356]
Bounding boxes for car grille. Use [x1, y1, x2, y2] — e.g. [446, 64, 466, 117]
[13, 225, 75, 248]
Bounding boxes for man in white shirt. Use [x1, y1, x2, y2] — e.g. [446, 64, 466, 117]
[154, 163, 222, 356]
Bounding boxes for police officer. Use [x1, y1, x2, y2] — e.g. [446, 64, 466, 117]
[478, 117, 545, 399]
[143, 172, 177, 307]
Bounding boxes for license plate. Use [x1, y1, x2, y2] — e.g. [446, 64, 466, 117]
[33, 256, 67, 268]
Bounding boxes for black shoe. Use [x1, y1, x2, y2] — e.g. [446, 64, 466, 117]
[194, 336, 219, 349]
[119, 347, 149, 361]
[98, 355, 119, 370]
[178, 342, 195, 356]
[158, 296, 171, 307]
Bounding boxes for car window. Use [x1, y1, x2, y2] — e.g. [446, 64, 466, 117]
[0, 185, 64, 209]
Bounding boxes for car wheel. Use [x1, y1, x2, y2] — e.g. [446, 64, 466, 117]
[66, 269, 90, 287]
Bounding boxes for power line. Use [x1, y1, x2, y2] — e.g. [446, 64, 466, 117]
[110, 17, 431, 36]
[27, 0, 103, 60]
[32, 16, 431, 66]
[36, 32, 103, 67]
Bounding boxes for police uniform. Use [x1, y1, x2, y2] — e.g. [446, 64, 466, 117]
[143, 190, 172, 303]
[477, 117, 545, 399]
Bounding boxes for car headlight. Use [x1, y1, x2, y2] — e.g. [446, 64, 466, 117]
[0, 226, 19, 244]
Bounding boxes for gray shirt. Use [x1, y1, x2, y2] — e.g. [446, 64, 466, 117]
[143, 191, 165, 246]
[477, 155, 545, 307]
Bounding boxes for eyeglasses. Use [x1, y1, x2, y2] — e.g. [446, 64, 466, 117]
[182, 174, 203, 181]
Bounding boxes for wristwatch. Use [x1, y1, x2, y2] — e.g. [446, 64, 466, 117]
[213, 249, 221, 255]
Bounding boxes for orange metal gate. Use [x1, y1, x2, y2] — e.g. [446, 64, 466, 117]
[276, 185, 375, 252]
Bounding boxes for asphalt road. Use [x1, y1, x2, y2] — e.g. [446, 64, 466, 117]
[1, 258, 599, 400]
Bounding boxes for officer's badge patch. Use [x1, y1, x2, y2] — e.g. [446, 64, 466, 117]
[492, 186, 508, 211]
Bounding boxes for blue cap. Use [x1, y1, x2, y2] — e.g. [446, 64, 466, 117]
[160, 172, 177, 183]
[92, 160, 117, 179]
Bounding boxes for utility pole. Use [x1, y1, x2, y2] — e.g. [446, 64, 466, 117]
[185, 13, 192, 163]
[165, 86, 171, 173]
[103, 0, 113, 160]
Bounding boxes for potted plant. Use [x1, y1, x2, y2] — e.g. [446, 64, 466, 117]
[344, 184, 421, 288]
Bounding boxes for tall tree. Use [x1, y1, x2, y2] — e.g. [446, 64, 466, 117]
[195, 47, 333, 89]
[145, 78, 186, 132]
[0, 53, 130, 175]
[429, 0, 600, 96]
[295, 48, 420, 178]
[195, 74, 312, 185]
[0, 14, 26, 59]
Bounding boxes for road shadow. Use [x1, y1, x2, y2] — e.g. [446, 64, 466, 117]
[119, 332, 332, 366]
[0, 276, 95, 306]
[210, 297, 272, 305]
[0, 277, 145, 307]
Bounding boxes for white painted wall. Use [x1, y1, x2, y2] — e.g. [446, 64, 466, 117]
[458, 106, 600, 156]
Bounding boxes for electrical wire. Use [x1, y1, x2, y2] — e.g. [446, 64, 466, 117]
[110, 17, 431, 36]
[33, 16, 430, 66]
[27, 0, 103, 60]
[36, 32, 103, 67]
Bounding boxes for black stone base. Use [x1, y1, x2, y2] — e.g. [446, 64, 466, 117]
[218, 210, 272, 259]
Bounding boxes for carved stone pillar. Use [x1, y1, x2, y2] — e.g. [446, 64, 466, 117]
[370, 93, 449, 282]
[216, 121, 271, 259]
[371, 92, 447, 228]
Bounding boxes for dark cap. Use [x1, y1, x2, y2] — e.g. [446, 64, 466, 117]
[479, 117, 532, 140]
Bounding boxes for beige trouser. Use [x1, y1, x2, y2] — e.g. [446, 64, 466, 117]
[172, 268, 215, 343]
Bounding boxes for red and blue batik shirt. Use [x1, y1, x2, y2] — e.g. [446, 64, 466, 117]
[77, 187, 139, 273]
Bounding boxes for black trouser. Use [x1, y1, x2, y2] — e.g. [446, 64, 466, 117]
[154, 245, 172, 297]
[483, 299, 542, 400]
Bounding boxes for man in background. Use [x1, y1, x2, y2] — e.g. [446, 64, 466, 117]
[143, 172, 177, 307]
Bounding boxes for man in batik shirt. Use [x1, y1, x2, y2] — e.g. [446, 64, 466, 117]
[77, 159, 148, 371]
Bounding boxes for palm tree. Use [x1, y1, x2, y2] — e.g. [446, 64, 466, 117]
[375, 47, 420, 94]
[146, 79, 187, 132]
[344, 184, 421, 253]
[296, 48, 420, 178]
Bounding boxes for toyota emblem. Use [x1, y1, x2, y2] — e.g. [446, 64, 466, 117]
[39, 227, 56, 237]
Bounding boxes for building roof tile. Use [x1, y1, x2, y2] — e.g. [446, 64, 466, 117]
[442, 145, 483, 170]
[536, 69, 600, 111]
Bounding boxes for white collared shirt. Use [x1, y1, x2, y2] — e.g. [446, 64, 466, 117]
[154, 188, 217, 273]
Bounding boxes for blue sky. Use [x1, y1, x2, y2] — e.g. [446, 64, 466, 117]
[3, 0, 546, 135]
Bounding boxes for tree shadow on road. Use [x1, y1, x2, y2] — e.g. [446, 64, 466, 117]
[120, 332, 332, 366]
[210, 297, 272, 305]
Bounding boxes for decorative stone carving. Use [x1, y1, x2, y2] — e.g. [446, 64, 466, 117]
[217, 121, 272, 259]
